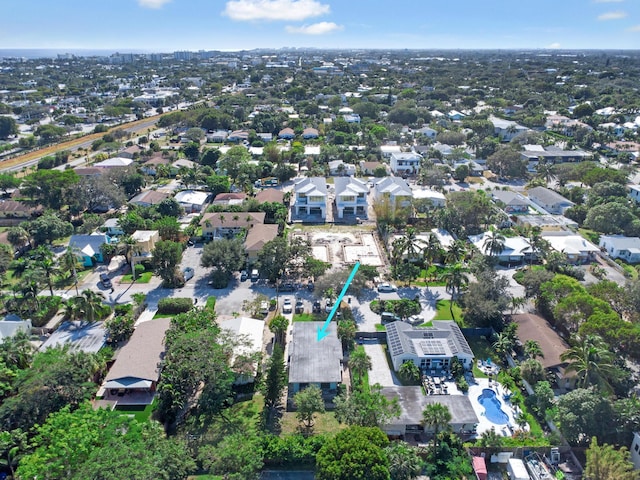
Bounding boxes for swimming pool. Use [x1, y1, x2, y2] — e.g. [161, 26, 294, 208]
[477, 388, 509, 425]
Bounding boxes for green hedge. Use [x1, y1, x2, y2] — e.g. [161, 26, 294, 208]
[32, 296, 62, 327]
[157, 297, 193, 315]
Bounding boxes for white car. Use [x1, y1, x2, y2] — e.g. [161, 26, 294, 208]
[377, 282, 398, 293]
[183, 267, 195, 281]
[282, 298, 293, 314]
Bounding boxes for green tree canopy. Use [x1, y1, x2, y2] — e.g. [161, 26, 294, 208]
[316, 426, 390, 480]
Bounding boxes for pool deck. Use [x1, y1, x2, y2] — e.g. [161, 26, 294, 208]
[466, 378, 520, 436]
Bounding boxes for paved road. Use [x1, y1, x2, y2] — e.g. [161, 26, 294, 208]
[1, 117, 160, 173]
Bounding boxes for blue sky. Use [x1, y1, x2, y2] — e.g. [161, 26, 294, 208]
[2, 0, 640, 51]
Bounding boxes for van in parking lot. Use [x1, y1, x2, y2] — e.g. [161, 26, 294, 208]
[251, 269, 259, 282]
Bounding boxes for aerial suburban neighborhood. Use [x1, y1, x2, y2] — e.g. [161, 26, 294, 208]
[1, 42, 640, 480]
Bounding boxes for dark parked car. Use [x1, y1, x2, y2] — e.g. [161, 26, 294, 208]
[312, 300, 322, 313]
[99, 273, 112, 289]
[280, 283, 295, 292]
[381, 311, 401, 323]
[307, 282, 315, 292]
[240, 270, 248, 281]
[295, 299, 304, 314]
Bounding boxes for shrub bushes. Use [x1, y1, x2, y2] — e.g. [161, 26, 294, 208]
[455, 376, 469, 393]
[32, 296, 62, 327]
[157, 297, 193, 314]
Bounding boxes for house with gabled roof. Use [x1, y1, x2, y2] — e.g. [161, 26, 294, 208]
[94, 157, 134, 168]
[527, 187, 574, 215]
[468, 232, 534, 265]
[541, 231, 599, 264]
[129, 190, 171, 207]
[69, 233, 110, 266]
[385, 320, 474, 372]
[334, 177, 368, 219]
[373, 177, 413, 209]
[491, 190, 530, 214]
[292, 177, 327, 220]
[489, 116, 528, 142]
[102, 317, 171, 404]
[390, 152, 422, 175]
[244, 224, 279, 263]
[200, 211, 266, 241]
[599, 235, 640, 264]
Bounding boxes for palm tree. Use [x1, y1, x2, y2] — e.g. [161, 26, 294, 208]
[0, 331, 34, 370]
[269, 314, 289, 347]
[439, 263, 469, 320]
[492, 332, 515, 360]
[525, 226, 548, 266]
[483, 228, 506, 259]
[524, 340, 544, 360]
[35, 254, 58, 297]
[77, 289, 107, 323]
[421, 402, 452, 457]
[20, 279, 40, 315]
[59, 246, 81, 296]
[391, 237, 406, 268]
[119, 236, 139, 281]
[399, 361, 420, 383]
[510, 296, 526, 315]
[402, 227, 425, 262]
[423, 233, 442, 268]
[63, 298, 81, 320]
[560, 335, 618, 393]
[444, 240, 466, 264]
[348, 347, 372, 385]
[535, 160, 555, 185]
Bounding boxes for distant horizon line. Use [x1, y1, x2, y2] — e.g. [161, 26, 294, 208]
[2, 46, 640, 58]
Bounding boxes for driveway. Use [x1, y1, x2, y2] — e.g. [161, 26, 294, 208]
[363, 342, 400, 387]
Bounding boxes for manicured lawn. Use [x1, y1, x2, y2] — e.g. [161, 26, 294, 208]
[432, 299, 463, 321]
[418, 320, 433, 327]
[120, 272, 153, 283]
[375, 323, 386, 332]
[466, 336, 499, 379]
[293, 312, 325, 322]
[153, 312, 174, 319]
[114, 401, 155, 422]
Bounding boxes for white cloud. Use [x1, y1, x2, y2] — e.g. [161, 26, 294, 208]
[285, 21, 343, 35]
[224, 0, 330, 21]
[547, 42, 561, 49]
[628, 24, 640, 31]
[138, 0, 172, 8]
[597, 11, 628, 20]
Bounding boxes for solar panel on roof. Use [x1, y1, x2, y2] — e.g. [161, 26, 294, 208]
[420, 340, 446, 355]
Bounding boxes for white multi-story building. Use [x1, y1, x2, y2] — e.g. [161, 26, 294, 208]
[334, 177, 368, 219]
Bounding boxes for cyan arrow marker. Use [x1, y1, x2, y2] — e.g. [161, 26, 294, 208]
[317, 261, 360, 341]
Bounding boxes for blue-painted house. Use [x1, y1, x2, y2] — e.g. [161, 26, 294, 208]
[69, 234, 109, 267]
